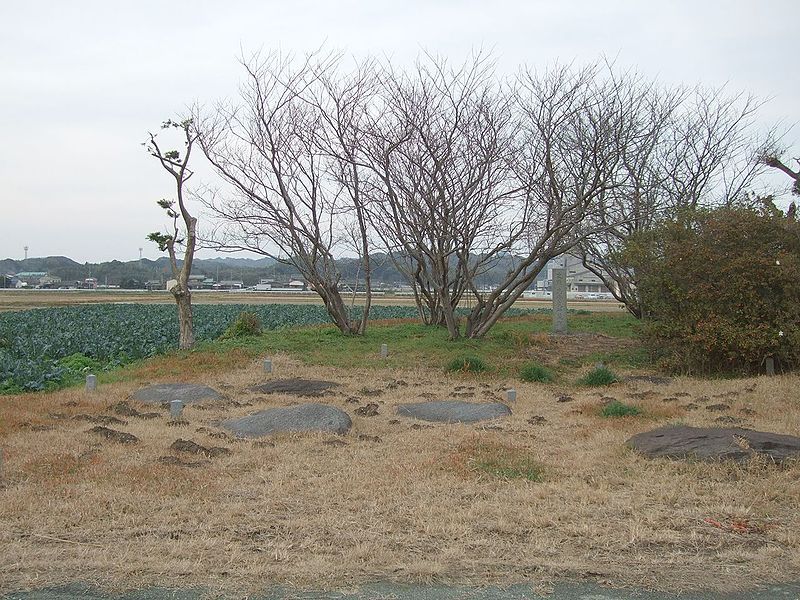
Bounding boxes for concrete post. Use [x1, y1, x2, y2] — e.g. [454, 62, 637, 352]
[765, 357, 775, 376]
[552, 267, 568, 334]
[170, 399, 184, 420]
[85, 374, 97, 392]
[506, 389, 517, 403]
[263, 358, 273, 374]
[380, 344, 388, 359]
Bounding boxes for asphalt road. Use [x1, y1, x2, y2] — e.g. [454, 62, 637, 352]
[4, 582, 800, 600]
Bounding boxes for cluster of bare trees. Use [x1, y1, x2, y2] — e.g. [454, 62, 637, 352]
[149, 51, 776, 340]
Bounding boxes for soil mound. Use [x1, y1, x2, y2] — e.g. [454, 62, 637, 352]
[222, 403, 352, 438]
[396, 400, 511, 424]
[628, 425, 800, 463]
[87, 426, 139, 444]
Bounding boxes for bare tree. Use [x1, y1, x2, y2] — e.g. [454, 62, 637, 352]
[360, 53, 521, 339]
[145, 118, 199, 350]
[460, 63, 642, 338]
[763, 153, 800, 197]
[194, 51, 375, 335]
[578, 85, 771, 317]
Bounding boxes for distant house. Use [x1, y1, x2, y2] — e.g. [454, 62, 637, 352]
[39, 275, 62, 288]
[14, 271, 48, 286]
[215, 280, 244, 290]
[1, 274, 16, 288]
[187, 274, 206, 289]
[145, 280, 164, 291]
[536, 255, 615, 296]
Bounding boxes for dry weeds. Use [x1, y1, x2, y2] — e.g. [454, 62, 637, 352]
[1, 357, 799, 595]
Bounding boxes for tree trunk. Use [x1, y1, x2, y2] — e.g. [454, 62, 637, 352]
[317, 281, 360, 335]
[174, 289, 195, 350]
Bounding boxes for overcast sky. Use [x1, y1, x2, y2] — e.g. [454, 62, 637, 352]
[1, 0, 796, 263]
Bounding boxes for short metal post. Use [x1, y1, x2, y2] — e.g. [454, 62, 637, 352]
[380, 344, 388, 359]
[506, 389, 517, 403]
[170, 399, 184, 420]
[766, 356, 775, 376]
[85, 374, 97, 392]
[263, 358, 273, 374]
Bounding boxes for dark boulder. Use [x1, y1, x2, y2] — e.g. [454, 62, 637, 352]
[628, 425, 800, 463]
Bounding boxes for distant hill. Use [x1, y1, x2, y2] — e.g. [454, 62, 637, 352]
[1, 253, 548, 289]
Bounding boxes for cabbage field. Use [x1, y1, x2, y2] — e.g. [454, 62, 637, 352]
[0, 303, 420, 393]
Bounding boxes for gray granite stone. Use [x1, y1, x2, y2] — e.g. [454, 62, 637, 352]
[552, 267, 567, 334]
[396, 400, 511, 424]
[221, 403, 352, 438]
[131, 383, 223, 404]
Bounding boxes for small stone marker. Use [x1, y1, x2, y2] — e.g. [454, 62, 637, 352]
[85, 374, 97, 392]
[380, 343, 388, 358]
[0, 447, 4, 486]
[170, 400, 184, 420]
[552, 267, 567, 334]
[263, 358, 273, 374]
[506, 389, 517, 403]
[765, 357, 775, 376]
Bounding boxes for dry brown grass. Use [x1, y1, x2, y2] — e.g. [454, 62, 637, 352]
[1, 357, 799, 595]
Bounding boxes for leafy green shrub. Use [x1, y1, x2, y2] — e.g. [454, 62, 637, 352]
[222, 311, 263, 339]
[58, 352, 101, 373]
[601, 400, 641, 417]
[578, 365, 618, 386]
[626, 202, 800, 374]
[445, 355, 489, 374]
[519, 362, 553, 383]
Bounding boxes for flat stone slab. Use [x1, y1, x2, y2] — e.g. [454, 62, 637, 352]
[251, 378, 338, 397]
[221, 403, 352, 438]
[396, 400, 511, 424]
[628, 425, 800, 463]
[131, 383, 223, 404]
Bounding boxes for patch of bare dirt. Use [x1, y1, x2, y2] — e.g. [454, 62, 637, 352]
[354, 403, 380, 417]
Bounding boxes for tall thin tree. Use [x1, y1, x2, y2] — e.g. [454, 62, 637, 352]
[145, 118, 199, 349]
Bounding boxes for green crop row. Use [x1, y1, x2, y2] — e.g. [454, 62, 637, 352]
[0, 303, 420, 393]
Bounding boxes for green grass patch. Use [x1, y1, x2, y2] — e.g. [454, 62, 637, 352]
[578, 365, 619, 386]
[519, 362, 553, 383]
[464, 441, 545, 482]
[601, 400, 642, 417]
[210, 312, 641, 377]
[445, 355, 489, 374]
